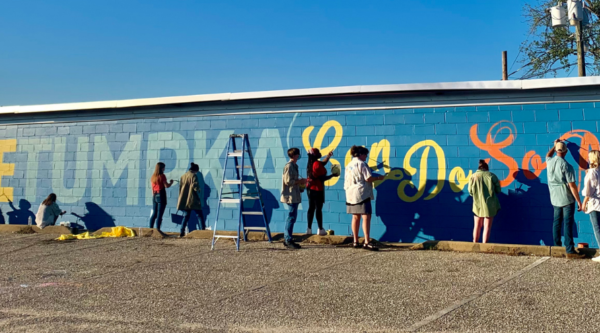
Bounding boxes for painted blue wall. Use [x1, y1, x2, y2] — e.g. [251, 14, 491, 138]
[0, 101, 599, 246]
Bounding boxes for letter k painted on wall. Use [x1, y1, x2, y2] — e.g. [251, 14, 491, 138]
[0, 139, 16, 202]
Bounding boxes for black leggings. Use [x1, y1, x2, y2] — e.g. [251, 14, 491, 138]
[307, 189, 325, 230]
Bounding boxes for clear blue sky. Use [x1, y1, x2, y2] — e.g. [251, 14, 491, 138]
[0, 0, 529, 106]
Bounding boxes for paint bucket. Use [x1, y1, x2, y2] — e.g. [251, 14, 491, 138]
[578, 243, 589, 248]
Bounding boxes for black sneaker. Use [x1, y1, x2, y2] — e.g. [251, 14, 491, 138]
[283, 241, 301, 249]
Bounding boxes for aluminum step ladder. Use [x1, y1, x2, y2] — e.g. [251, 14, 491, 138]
[211, 134, 273, 251]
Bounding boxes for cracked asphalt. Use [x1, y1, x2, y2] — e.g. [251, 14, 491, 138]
[1, 233, 600, 332]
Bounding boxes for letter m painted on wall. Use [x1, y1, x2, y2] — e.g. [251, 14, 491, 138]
[92, 135, 142, 205]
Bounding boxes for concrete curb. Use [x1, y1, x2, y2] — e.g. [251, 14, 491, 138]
[0, 225, 40, 234]
[0, 225, 75, 235]
[6, 225, 592, 258]
[410, 240, 599, 258]
[184, 230, 353, 245]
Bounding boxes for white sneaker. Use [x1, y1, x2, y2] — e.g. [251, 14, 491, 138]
[306, 228, 313, 235]
[318, 228, 327, 236]
[592, 256, 600, 262]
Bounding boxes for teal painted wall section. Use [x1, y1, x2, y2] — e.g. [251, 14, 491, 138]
[0, 101, 599, 246]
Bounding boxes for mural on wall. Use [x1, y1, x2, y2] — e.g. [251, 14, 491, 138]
[0, 105, 598, 246]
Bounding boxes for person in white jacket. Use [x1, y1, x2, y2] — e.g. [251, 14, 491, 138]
[35, 193, 66, 228]
[344, 145, 385, 251]
[582, 150, 600, 262]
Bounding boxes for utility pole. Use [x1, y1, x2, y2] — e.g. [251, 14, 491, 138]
[576, 19, 586, 76]
[502, 51, 508, 80]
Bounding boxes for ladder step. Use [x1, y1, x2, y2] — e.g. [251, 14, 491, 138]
[242, 211, 263, 215]
[222, 180, 256, 185]
[214, 235, 240, 239]
[244, 227, 267, 231]
[236, 165, 252, 169]
[220, 199, 241, 203]
[220, 196, 260, 203]
[227, 150, 248, 157]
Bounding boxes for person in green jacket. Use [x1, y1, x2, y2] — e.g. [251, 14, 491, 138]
[468, 160, 501, 243]
[177, 163, 205, 238]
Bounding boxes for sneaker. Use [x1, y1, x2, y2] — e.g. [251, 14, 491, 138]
[306, 228, 313, 235]
[566, 252, 586, 259]
[283, 241, 301, 250]
[317, 228, 327, 236]
[592, 256, 600, 262]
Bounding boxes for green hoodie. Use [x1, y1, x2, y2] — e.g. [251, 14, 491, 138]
[468, 170, 501, 218]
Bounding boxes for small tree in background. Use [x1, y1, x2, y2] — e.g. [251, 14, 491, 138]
[517, 0, 600, 79]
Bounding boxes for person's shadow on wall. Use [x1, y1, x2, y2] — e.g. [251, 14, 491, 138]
[494, 170, 555, 245]
[375, 167, 556, 246]
[0, 206, 6, 224]
[72, 202, 116, 232]
[376, 169, 473, 243]
[241, 175, 279, 230]
[7, 199, 36, 225]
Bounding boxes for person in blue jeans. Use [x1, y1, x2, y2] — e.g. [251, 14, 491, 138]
[177, 163, 206, 237]
[280, 148, 306, 249]
[546, 139, 585, 259]
[582, 150, 600, 262]
[149, 162, 174, 236]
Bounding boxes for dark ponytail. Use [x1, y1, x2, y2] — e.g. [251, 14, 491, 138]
[306, 154, 318, 180]
[478, 159, 489, 171]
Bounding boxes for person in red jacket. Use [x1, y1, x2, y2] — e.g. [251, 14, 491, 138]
[306, 148, 339, 235]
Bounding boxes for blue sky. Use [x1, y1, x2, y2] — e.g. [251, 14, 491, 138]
[0, 0, 529, 105]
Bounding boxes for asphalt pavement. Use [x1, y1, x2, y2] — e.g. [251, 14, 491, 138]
[1, 233, 600, 332]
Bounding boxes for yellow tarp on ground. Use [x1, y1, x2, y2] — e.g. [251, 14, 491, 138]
[56, 226, 135, 241]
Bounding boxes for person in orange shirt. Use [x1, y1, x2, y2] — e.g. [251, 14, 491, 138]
[149, 162, 174, 236]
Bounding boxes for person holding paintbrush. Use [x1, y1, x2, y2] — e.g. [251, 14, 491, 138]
[344, 145, 386, 251]
[306, 148, 339, 236]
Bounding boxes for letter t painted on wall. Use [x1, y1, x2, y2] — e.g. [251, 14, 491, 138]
[0, 139, 16, 202]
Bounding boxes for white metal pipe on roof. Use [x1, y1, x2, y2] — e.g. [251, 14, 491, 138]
[2, 76, 600, 115]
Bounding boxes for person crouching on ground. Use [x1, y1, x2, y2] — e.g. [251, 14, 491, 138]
[344, 145, 385, 251]
[177, 163, 205, 238]
[306, 148, 339, 236]
[280, 147, 306, 249]
[546, 139, 585, 259]
[582, 150, 600, 262]
[149, 162, 174, 236]
[468, 160, 501, 243]
[35, 193, 66, 229]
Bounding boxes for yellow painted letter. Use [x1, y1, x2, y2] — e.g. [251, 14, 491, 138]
[302, 120, 343, 186]
[0, 139, 16, 202]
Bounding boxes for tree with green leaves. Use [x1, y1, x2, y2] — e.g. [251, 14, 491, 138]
[516, 0, 600, 79]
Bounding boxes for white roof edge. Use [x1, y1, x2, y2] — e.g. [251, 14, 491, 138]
[2, 77, 599, 115]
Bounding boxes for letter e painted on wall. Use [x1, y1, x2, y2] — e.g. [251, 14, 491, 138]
[0, 139, 16, 202]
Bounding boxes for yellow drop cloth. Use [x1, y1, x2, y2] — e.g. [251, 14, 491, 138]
[56, 226, 135, 241]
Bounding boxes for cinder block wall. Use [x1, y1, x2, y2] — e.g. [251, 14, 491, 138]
[0, 101, 599, 246]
